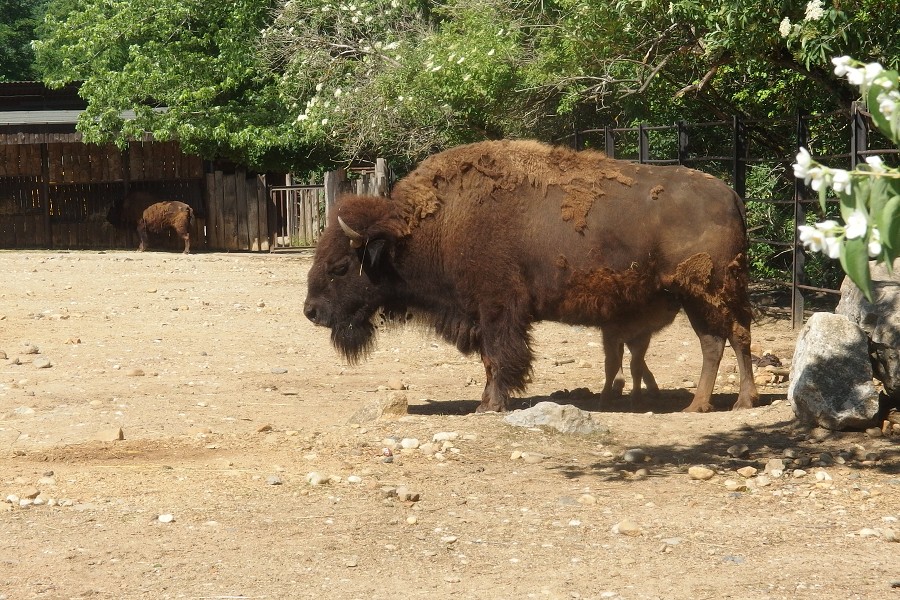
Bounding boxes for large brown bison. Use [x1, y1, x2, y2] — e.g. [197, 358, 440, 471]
[304, 140, 759, 413]
[107, 191, 194, 254]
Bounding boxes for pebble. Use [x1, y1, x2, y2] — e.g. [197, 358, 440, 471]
[623, 448, 648, 463]
[32, 357, 51, 369]
[522, 452, 545, 464]
[726, 444, 749, 458]
[736, 466, 758, 478]
[400, 438, 420, 450]
[792, 469, 808, 478]
[755, 475, 771, 487]
[347, 475, 362, 484]
[723, 479, 745, 491]
[440, 535, 458, 544]
[306, 472, 329, 486]
[688, 466, 715, 481]
[94, 427, 124, 442]
[406, 515, 418, 525]
[612, 519, 641, 536]
[126, 368, 144, 377]
[395, 487, 420, 502]
[815, 470, 833, 482]
[432, 431, 459, 442]
[271, 367, 288, 374]
[158, 514, 175, 523]
[22, 344, 39, 355]
[577, 494, 597, 506]
[266, 476, 283, 486]
[765, 458, 785, 473]
[345, 556, 359, 568]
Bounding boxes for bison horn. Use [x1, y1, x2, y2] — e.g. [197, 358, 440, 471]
[338, 216, 364, 249]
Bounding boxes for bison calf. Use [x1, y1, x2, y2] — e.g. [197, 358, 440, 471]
[138, 201, 194, 254]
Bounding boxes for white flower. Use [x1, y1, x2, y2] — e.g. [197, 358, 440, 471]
[804, 0, 825, 21]
[816, 220, 840, 234]
[487, 48, 495, 56]
[296, 113, 308, 121]
[878, 90, 898, 117]
[798, 225, 827, 253]
[865, 156, 885, 172]
[832, 56, 852, 77]
[808, 167, 826, 191]
[823, 236, 842, 259]
[334, 88, 342, 97]
[793, 147, 813, 179]
[779, 17, 792, 38]
[315, 82, 324, 92]
[321, 118, 329, 125]
[845, 210, 868, 240]
[384, 41, 399, 50]
[868, 227, 882, 257]
[831, 169, 851, 194]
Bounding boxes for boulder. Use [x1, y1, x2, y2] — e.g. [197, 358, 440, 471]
[788, 312, 880, 430]
[835, 259, 900, 400]
[503, 401, 609, 435]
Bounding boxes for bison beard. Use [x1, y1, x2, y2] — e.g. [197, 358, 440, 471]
[330, 320, 377, 365]
[304, 140, 759, 413]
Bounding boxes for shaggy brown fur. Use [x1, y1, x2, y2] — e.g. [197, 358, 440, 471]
[138, 201, 194, 254]
[305, 140, 758, 413]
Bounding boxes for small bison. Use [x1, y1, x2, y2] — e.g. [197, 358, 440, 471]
[138, 201, 194, 254]
[108, 191, 194, 254]
[304, 140, 758, 413]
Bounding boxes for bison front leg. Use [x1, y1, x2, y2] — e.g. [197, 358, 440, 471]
[476, 316, 533, 413]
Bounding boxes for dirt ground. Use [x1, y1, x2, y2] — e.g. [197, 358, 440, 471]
[1, 249, 898, 600]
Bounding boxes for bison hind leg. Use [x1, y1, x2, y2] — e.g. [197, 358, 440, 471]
[137, 220, 149, 252]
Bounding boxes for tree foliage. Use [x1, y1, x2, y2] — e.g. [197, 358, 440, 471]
[29, 0, 900, 168]
[0, 0, 47, 81]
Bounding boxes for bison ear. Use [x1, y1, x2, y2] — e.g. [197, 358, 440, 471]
[364, 239, 387, 268]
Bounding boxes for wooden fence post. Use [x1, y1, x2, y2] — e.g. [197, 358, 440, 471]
[375, 158, 389, 196]
[324, 168, 346, 225]
[850, 101, 868, 169]
[732, 115, 746, 199]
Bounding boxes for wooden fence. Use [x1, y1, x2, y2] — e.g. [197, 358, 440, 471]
[269, 159, 390, 250]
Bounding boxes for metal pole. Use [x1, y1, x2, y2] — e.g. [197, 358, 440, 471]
[792, 111, 809, 329]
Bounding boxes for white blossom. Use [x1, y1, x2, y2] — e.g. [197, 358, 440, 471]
[832, 56, 852, 77]
[334, 88, 343, 97]
[878, 90, 898, 117]
[831, 169, 851, 194]
[845, 210, 868, 240]
[865, 156, 886, 172]
[315, 82, 324, 92]
[804, 0, 825, 21]
[487, 48, 495, 56]
[869, 227, 883, 257]
[823, 236, 842, 259]
[779, 17, 792, 38]
[321, 118, 329, 125]
[793, 147, 813, 179]
[798, 225, 827, 253]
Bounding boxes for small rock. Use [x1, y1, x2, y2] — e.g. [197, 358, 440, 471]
[158, 514, 175, 523]
[623, 448, 648, 463]
[612, 519, 641, 536]
[792, 469, 808, 478]
[723, 479, 745, 491]
[726, 444, 749, 458]
[406, 515, 418, 525]
[440, 535, 458, 544]
[395, 487, 420, 502]
[347, 392, 408, 424]
[577, 494, 597, 506]
[859, 528, 880, 537]
[257, 424, 273, 433]
[266, 475, 283, 486]
[347, 475, 362, 484]
[765, 458, 785, 473]
[270, 367, 288, 374]
[432, 431, 459, 442]
[386, 377, 406, 390]
[521, 452, 545, 464]
[32, 357, 51, 369]
[400, 438, 420, 450]
[126, 368, 144, 377]
[688, 466, 715, 481]
[94, 427, 124, 442]
[881, 528, 898, 543]
[865, 427, 883, 438]
[306, 472, 329, 486]
[21, 487, 39, 500]
[22, 344, 39, 355]
[815, 470, 833, 482]
[783, 447, 802, 459]
[736, 466, 758, 478]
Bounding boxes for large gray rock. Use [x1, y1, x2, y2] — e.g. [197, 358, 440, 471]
[835, 259, 900, 399]
[503, 401, 609, 435]
[788, 312, 880, 430]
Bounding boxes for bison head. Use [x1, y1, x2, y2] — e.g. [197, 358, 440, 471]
[303, 194, 407, 363]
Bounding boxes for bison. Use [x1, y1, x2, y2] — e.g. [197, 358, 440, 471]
[107, 191, 195, 254]
[304, 140, 759, 413]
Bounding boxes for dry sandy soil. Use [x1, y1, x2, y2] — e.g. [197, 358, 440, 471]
[1, 250, 898, 600]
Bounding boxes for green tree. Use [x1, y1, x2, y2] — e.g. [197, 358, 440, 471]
[34, 0, 308, 170]
[0, 0, 48, 81]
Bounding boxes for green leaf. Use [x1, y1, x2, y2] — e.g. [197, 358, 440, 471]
[883, 195, 900, 253]
[840, 236, 873, 301]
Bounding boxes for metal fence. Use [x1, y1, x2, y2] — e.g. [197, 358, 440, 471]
[561, 103, 899, 327]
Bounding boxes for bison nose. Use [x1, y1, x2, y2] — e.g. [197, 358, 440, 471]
[303, 301, 319, 324]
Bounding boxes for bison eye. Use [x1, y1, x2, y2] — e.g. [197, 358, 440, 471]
[328, 259, 350, 277]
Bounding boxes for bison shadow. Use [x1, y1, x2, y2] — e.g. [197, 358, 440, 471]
[408, 390, 783, 416]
